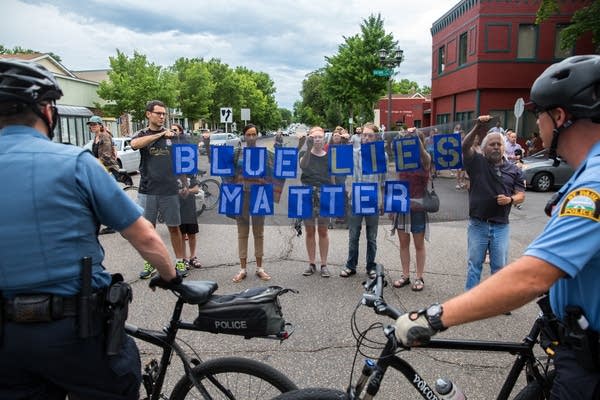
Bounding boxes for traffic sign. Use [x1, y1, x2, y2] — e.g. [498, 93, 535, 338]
[241, 108, 251, 121]
[514, 98, 525, 118]
[373, 69, 392, 77]
[220, 107, 233, 123]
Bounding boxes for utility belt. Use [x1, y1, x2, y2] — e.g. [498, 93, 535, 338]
[0, 273, 132, 356]
[1, 292, 103, 323]
[557, 305, 600, 371]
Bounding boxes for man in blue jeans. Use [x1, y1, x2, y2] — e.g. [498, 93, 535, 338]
[461, 118, 525, 290]
[340, 123, 387, 279]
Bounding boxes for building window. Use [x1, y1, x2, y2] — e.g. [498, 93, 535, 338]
[554, 24, 573, 59]
[517, 24, 537, 59]
[436, 113, 450, 126]
[438, 46, 445, 74]
[414, 120, 422, 128]
[458, 32, 468, 65]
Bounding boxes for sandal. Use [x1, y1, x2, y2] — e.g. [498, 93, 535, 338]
[232, 269, 247, 283]
[303, 263, 316, 276]
[188, 256, 202, 269]
[320, 265, 331, 278]
[256, 268, 272, 281]
[339, 268, 356, 278]
[411, 277, 425, 292]
[393, 275, 411, 288]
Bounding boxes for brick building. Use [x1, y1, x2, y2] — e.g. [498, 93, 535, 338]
[376, 93, 431, 129]
[429, 0, 594, 137]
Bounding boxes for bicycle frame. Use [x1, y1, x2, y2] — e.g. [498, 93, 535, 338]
[125, 297, 217, 400]
[351, 265, 554, 400]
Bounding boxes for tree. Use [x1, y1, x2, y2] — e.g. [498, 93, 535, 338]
[97, 50, 177, 122]
[536, 0, 600, 52]
[172, 57, 215, 121]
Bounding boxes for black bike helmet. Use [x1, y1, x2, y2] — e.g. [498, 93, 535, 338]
[0, 59, 63, 104]
[0, 59, 63, 136]
[530, 55, 600, 121]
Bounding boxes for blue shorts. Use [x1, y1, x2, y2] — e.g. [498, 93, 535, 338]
[137, 193, 181, 226]
[394, 210, 427, 234]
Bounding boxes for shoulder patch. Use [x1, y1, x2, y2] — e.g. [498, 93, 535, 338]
[559, 188, 600, 221]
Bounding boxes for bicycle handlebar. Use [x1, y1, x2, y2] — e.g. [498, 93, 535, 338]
[362, 264, 402, 320]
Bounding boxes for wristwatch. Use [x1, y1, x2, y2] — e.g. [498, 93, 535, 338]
[425, 303, 447, 332]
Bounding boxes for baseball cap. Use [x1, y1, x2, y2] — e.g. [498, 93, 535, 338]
[86, 116, 103, 125]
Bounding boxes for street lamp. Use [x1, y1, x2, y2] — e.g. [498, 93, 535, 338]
[379, 47, 404, 132]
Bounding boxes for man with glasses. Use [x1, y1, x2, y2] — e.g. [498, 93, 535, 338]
[460, 118, 525, 290]
[131, 100, 189, 279]
[395, 55, 600, 399]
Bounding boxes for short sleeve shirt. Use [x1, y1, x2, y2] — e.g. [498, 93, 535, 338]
[524, 142, 600, 330]
[133, 128, 180, 195]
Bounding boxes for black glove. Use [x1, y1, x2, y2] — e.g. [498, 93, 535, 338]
[394, 310, 440, 347]
[149, 270, 183, 290]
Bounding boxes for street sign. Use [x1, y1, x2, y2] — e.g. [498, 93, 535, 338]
[241, 108, 251, 121]
[220, 107, 233, 123]
[372, 69, 392, 77]
[514, 97, 525, 118]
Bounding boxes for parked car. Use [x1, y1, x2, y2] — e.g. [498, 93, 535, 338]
[209, 133, 242, 148]
[521, 149, 574, 192]
[84, 137, 140, 174]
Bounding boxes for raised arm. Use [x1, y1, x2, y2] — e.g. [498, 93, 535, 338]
[462, 116, 493, 158]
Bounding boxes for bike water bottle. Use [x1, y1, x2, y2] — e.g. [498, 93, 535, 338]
[435, 378, 466, 400]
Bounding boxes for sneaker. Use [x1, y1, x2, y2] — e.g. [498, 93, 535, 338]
[176, 260, 189, 277]
[139, 261, 156, 279]
[303, 263, 316, 276]
[320, 265, 331, 278]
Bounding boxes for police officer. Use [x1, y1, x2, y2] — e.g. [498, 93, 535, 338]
[0, 60, 179, 398]
[394, 55, 600, 399]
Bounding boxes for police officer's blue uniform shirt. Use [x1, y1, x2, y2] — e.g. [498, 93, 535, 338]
[525, 141, 600, 331]
[0, 126, 143, 297]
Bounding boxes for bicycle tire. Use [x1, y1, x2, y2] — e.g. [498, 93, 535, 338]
[199, 178, 220, 211]
[169, 356, 297, 400]
[513, 369, 555, 400]
[270, 388, 348, 400]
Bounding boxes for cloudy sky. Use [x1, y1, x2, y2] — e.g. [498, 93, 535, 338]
[3, 0, 459, 109]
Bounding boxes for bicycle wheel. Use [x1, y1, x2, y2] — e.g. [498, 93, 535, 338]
[513, 369, 555, 400]
[122, 185, 139, 203]
[199, 178, 220, 211]
[270, 388, 348, 400]
[169, 356, 297, 399]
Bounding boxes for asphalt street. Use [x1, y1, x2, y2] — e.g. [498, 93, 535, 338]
[99, 136, 556, 399]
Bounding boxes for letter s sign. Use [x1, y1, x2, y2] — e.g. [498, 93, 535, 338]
[433, 133, 462, 170]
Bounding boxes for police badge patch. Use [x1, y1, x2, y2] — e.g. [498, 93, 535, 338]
[559, 188, 600, 222]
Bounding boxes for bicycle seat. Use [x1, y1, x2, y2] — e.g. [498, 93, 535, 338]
[173, 280, 218, 305]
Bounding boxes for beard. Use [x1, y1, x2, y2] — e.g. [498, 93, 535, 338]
[486, 150, 503, 164]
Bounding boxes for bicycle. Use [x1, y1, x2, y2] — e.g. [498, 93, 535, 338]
[194, 169, 220, 215]
[271, 264, 557, 400]
[126, 280, 298, 399]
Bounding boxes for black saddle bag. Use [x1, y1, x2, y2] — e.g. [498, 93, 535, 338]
[193, 286, 296, 338]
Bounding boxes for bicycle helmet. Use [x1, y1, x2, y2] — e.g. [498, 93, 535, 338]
[0, 59, 63, 136]
[530, 55, 600, 121]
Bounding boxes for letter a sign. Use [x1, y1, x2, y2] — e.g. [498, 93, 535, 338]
[220, 107, 233, 123]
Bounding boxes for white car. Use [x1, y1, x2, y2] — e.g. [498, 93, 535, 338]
[209, 133, 242, 148]
[84, 137, 141, 173]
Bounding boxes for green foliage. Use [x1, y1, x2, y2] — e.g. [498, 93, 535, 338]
[97, 50, 176, 122]
[536, 0, 600, 51]
[172, 57, 214, 121]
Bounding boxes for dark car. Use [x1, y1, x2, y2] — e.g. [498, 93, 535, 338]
[521, 150, 574, 192]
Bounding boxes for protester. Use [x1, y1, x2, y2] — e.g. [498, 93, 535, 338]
[391, 128, 432, 291]
[298, 126, 333, 277]
[394, 55, 600, 399]
[461, 119, 525, 290]
[226, 124, 285, 283]
[131, 100, 189, 278]
[340, 123, 387, 279]
[0, 59, 178, 399]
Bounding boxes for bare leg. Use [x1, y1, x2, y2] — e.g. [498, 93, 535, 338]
[397, 231, 411, 277]
[305, 225, 316, 264]
[188, 234, 197, 259]
[412, 232, 426, 280]
[167, 226, 185, 259]
[317, 224, 329, 266]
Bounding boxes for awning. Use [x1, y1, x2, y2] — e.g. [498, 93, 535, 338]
[56, 105, 93, 117]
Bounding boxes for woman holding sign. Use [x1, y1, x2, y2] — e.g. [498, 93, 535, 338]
[392, 128, 432, 292]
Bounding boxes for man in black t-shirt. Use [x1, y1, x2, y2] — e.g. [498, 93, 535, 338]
[461, 116, 525, 290]
[131, 100, 189, 279]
